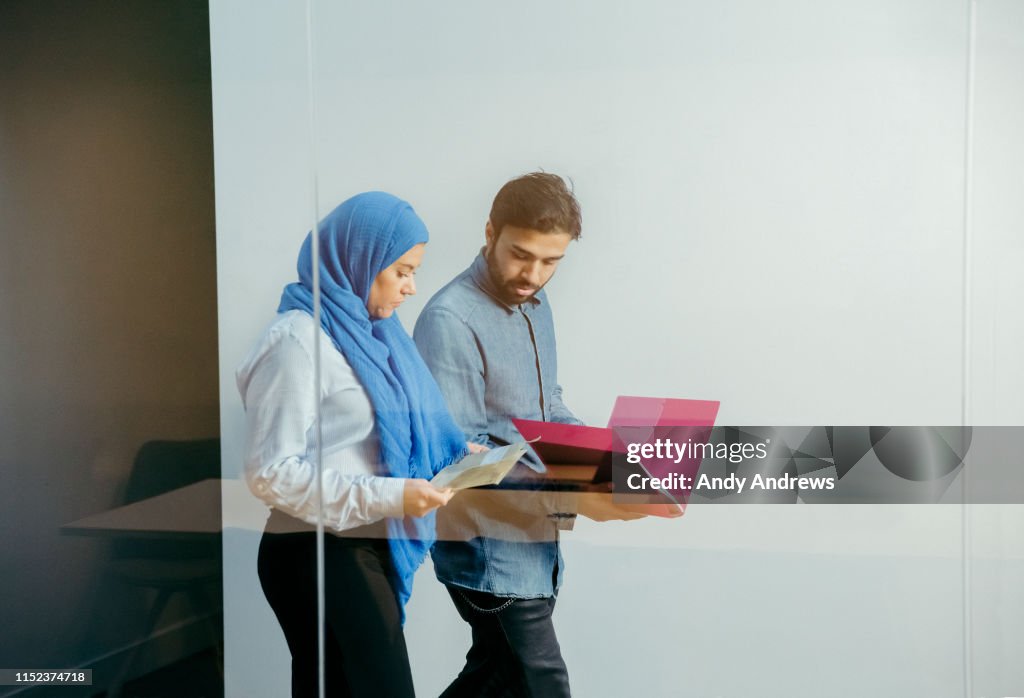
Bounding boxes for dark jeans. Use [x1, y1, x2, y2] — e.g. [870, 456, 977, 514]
[257, 524, 415, 698]
[440, 586, 571, 698]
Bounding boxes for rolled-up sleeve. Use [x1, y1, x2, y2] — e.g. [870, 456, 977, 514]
[548, 383, 584, 426]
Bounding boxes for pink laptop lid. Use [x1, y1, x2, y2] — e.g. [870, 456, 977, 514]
[607, 396, 720, 503]
[607, 395, 719, 428]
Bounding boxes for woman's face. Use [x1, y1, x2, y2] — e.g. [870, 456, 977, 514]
[366, 243, 426, 319]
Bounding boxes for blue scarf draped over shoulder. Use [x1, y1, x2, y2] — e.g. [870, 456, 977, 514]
[278, 191, 466, 616]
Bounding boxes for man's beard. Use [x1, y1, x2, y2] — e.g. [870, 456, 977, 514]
[485, 248, 540, 305]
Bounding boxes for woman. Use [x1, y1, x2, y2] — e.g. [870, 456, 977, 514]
[236, 192, 470, 697]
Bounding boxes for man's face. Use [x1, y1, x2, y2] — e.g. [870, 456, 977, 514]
[484, 222, 573, 305]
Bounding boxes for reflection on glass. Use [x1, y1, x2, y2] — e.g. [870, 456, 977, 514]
[1, 2, 222, 696]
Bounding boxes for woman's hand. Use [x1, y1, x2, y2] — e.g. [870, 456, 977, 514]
[403, 479, 455, 517]
[466, 442, 490, 454]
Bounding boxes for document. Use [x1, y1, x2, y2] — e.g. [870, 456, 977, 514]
[431, 443, 528, 490]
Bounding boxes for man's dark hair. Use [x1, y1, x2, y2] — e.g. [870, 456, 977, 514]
[489, 172, 582, 240]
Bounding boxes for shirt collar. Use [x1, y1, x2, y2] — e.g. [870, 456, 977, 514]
[469, 249, 542, 314]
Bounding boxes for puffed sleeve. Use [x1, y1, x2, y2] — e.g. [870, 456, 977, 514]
[236, 327, 405, 530]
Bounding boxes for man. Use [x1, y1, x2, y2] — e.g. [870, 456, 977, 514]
[415, 172, 629, 697]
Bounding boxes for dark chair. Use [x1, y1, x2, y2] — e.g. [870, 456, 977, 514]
[107, 438, 223, 696]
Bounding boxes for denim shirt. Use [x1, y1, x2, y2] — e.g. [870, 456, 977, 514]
[414, 252, 582, 598]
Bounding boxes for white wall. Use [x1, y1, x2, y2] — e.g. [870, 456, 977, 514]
[211, 2, 1024, 696]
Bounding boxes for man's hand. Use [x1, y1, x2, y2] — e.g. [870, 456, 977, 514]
[576, 492, 647, 522]
[466, 442, 490, 454]
[576, 493, 685, 522]
[403, 479, 455, 517]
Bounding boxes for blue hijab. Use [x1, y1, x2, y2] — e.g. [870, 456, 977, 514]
[278, 192, 467, 615]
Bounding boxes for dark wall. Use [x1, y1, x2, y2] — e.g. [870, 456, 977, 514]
[0, 0, 220, 683]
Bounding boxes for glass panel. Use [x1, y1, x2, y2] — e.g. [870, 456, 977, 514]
[966, 1, 1024, 695]
[0, 2, 223, 696]
[208, 1, 324, 696]
[302, 2, 974, 696]
[211, 1, 1023, 696]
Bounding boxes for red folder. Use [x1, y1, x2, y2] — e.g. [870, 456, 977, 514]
[510, 419, 622, 468]
[511, 396, 720, 482]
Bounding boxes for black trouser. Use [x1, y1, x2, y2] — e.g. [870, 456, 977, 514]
[257, 518, 415, 698]
[440, 586, 571, 698]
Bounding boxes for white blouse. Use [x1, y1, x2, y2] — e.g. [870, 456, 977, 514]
[236, 310, 405, 531]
